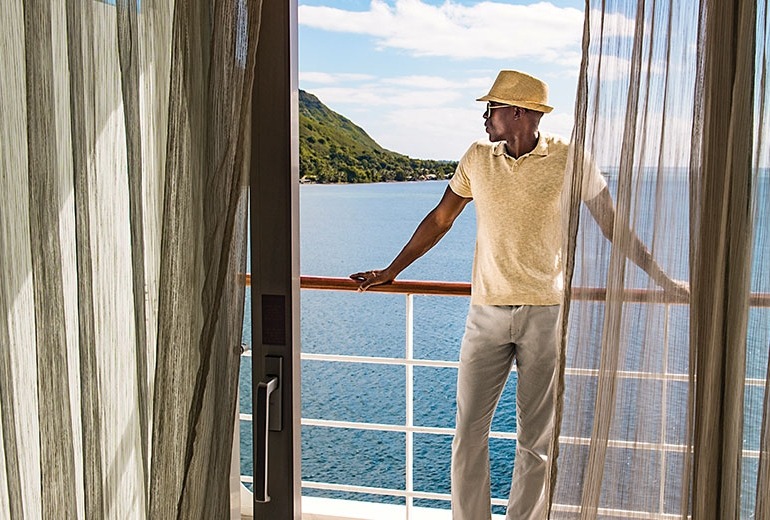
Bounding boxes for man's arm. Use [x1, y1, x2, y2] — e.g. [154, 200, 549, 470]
[350, 186, 472, 291]
[585, 187, 689, 298]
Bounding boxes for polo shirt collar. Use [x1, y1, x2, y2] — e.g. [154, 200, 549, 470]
[492, 132, 549, 158]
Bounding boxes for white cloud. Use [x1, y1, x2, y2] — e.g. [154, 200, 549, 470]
[300, 74, 484, 158]
[569, 52, 669, 89]
[302, 72, 494, 108]
[588, 8, 636, 38]
[300, 71, 377, 84]
[377, 106, 485, 159]
[371, 104, 578, 159]
[540, 111, 574, 139]
[299, 69, 580, 158]
[582, 111, 698, 168]
[305, 84, 464, 107]
[381, 75, 469, 89]
[297, 2, 697, 162]
[299, 0, 586, 62]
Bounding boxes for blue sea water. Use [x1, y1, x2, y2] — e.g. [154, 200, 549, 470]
[239, 176, 770, 516]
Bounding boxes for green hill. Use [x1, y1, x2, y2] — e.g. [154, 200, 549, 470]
[299, 90, 457, 183]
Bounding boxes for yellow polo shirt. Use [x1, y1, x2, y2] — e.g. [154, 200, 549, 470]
[449, 134, 607, 306]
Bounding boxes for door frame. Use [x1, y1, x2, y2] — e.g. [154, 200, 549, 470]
[249, 0, 301, 517]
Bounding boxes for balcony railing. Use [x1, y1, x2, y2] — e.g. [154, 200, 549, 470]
[240, 275, 769, 519]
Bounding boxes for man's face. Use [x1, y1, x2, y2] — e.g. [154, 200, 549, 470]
[483, 102, 518, 141]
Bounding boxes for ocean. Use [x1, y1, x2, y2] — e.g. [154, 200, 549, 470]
[239, 177, 770, 516]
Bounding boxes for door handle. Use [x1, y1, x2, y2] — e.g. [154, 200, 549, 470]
[255, 375, 279, 503]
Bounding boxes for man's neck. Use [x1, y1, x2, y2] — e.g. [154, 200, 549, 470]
[504, 130, 540, 159]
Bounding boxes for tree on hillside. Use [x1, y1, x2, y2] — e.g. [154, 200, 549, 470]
[298, 89, 457, 183]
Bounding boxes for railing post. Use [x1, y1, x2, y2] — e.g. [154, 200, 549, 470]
[659, 303, 670, 515]
[406, 293, 414, 519]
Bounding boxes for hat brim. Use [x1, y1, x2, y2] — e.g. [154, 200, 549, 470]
[476, 94, 553, 114]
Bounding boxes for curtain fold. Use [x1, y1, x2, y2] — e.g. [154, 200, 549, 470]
[1, 4, 40, 516]
[24, 1, 79, 516]
[578, 2, 650, 515]
[116, 1, 152, 498]
[65, 0, 105, 516]
[151, 0, 260, 516]
[752, 3, 770, 518]
[0, 0, 260, 517]
[553, 0, 770, 517]
[689, 0, 756, 516]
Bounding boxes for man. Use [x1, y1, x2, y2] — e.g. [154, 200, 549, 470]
[350, 70, 685, 519]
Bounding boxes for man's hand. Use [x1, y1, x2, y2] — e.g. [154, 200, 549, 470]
[350, 269, 395, 292]
[349, 187, 470, 294]
[658, 277, 690, 302]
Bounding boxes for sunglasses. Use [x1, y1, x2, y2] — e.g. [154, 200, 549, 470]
[484, 102, 513, 118]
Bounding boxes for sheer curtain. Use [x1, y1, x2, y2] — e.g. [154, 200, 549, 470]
[0, 0, 260, 517]
[550, 0, 770, 517]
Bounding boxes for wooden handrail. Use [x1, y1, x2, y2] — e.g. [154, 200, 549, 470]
[300, 275, 471, 296]
[241, 274, 769, 306]
[300, 277, 682, 303]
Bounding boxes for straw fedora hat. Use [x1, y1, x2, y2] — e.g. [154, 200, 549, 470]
[477, 70, 553, 113]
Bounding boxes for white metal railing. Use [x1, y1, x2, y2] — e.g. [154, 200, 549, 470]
[241, 276, 769, 519]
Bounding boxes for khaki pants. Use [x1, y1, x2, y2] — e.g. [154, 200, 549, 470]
[451, 304, 560, 520]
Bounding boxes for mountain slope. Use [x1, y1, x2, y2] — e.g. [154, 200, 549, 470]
[299, 90, 457, 183]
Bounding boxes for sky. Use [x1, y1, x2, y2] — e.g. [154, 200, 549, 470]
[298, 0, 589, 161]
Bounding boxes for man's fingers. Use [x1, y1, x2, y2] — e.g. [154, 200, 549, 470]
[663, 279, 690, 302]
[359, 277, 382, 293]
[350, 270, 385, 292]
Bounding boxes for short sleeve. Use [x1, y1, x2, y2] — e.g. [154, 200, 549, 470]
[449, 144, 475, 198]
[576, 148, 607, 201]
